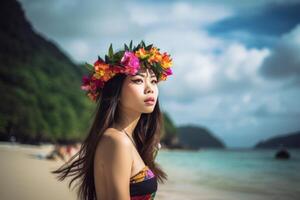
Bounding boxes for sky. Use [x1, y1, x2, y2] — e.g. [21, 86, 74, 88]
[19, 0, 300, 148]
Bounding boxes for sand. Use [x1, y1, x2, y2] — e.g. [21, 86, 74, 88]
[0, 143, 182, 200]
[0, 143, 77, 200]
[0, 142, 235, 200]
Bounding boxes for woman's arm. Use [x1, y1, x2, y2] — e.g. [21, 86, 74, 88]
[94, 129, 133, 200]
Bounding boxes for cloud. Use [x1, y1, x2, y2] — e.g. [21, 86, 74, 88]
[259, 24, 300, 82]
[19, 0, 300, 147]
[129, 2, 233, 27]
[208, 2, 300, 37]
[158, 37, 270, 103]
[206, 1, 300, 50]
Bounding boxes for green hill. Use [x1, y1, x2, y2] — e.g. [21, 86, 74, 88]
[0, 0, 94, 144]
[254, 131, 300, 148]
[178, 125, 225, 150]
[161, 112, 179, 148]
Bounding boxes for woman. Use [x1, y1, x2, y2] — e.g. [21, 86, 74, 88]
[52, 41, 173, 200]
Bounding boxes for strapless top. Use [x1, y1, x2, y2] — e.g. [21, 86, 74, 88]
[129, 165, 157, 200]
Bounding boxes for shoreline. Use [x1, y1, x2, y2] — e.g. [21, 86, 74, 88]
[2, 142, 298, 200]
[0, 142, 224, 200]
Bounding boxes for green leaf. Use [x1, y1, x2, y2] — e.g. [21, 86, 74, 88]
[105, 55, 110, 63]
[145, 44, 153, 51]
[157, 63, 163, 73]
[145, 54, 151, 60]
[98, 56, 104, 62]
[152, 62, 162, 74]
[129, 40, 133, 50]
[115, 51, 125, 61]
[124, 44, 129, 51]
[108, 44, 114, 58]
[85, 63, 94, 71]
[137, 44, 141, 49]
[137, 41, 143, 49]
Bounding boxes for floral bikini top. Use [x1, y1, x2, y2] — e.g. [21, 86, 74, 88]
[130, 165, 157, 200]
[123, 130, 158, 200]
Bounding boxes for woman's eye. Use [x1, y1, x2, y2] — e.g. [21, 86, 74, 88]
[132, 79, 143, 83]
[132, 79, 157, 84]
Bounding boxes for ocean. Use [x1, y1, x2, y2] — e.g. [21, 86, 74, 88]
[156, 149, 300, 200]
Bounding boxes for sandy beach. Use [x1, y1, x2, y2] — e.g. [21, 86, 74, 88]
[0, 143, 77, 200]
[2, 143, 297, 200]
[0, 142, 224, 200]
[0, 142, 181, 200]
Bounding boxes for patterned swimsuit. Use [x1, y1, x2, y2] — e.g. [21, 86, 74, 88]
[130, 165, 157, 200]
[123, 130, 158, 199]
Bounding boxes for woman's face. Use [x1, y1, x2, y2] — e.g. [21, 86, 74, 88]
[119, 68, 159, 114]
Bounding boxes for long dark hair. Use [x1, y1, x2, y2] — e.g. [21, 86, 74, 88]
[51, 73, 167, 200]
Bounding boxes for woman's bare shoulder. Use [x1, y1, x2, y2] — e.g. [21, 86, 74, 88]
[96, 128, 132, 156]
[102, 128, 131, 146]
[94, 128, 133, 199]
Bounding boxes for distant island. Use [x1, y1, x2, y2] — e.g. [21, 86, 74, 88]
[176, 125, 225, 150]
[254, 131, 300, 148]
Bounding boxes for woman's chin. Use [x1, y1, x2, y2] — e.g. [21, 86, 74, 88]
[142, 107, 155, 113]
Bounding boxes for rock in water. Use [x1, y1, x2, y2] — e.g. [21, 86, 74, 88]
[275, 149, 290, 160]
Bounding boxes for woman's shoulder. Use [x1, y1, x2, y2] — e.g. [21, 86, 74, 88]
[95, 128, 133, 166]
[97, 128, 132, 152]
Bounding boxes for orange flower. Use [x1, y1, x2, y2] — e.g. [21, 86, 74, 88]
[101, 72, 112, 82]
[93, 61, 109, 78]
[161, 52, 172, 69]
[135, 48, 148, 59]
[148, 47, 162, 63]
[149, 47, 159, 54]
[88, 92, 98, 101]
[94, 60, 109, 70]
[159, 74, 167, 81]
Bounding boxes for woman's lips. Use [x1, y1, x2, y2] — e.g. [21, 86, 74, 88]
[144, 100, 155, 105]
[144, 97, 155, 102]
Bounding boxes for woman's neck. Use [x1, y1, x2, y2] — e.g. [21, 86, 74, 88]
[112, 106, 141, 137]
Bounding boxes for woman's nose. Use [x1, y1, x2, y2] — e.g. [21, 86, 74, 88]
[145, 80, 154, 94]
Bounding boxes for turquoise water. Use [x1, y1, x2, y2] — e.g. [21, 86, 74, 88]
[156, 149, 300, 199]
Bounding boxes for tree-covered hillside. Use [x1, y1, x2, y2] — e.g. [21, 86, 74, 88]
[178, 125, 225, 149]
[254, 131, 300, 148]
[0, 0, 94, 144]
[161, 112, 179, 147]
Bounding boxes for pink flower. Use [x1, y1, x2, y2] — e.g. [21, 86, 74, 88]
[121, 51, 140, 75]
[81, 85, 90, 91]
[94, 79, 105, 89]
[160, 68, 173, 81]
[82, 75, 90, 85]
[164, 68, 173, 76]
[81, 76, 91, 91]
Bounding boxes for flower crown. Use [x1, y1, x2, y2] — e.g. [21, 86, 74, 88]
[81, 40, 173, 101]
